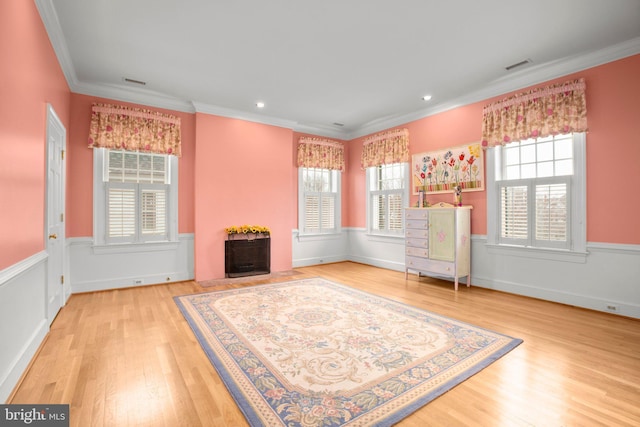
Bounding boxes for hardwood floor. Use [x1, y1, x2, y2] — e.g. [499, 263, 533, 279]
[9, 262, 640, 426]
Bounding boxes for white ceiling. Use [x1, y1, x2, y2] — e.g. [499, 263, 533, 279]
[36, 0, 640, 139]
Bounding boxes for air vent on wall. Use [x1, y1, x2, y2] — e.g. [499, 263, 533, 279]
[123, 77, 146, 86]
[505, 59, 532, 71]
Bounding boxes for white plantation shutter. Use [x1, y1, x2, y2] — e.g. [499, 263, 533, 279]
[535, 181, 569, 248]
[388, 193, 403, 231]
[372, 195, 385, 231]
[141, 187, 168, 237]
[108, 186, 136, 238]
[321, 195, 335, 230]
[304, 195, 320, 231]
[500, 184, 528, 244]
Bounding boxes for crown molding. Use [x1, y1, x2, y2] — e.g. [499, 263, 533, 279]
[192, 102, 298, 129]
[346, 37, 640, 140]
[36, 0, 639, 141]
[34, 0, 78, 88]
[72, 81, 196, 113]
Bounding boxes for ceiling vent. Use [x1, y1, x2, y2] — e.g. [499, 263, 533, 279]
[333, 122, 345, 127]
[123, 77, 146, 86]
[505, 59, 532, 71]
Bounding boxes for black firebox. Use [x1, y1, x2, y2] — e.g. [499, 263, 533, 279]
[224, 236, 271, 278]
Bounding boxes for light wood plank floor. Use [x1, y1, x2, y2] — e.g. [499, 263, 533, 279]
[9, 262, 640, 426]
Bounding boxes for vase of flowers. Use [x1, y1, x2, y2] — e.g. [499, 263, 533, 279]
[225, 225, 270, 240]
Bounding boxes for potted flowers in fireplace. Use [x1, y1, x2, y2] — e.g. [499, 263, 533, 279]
[224, 224, 271, 240]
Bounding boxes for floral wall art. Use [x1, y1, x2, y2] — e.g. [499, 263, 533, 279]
[412, 143, 484, 194]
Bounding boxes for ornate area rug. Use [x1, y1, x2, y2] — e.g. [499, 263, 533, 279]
[174, 278, 522, 426]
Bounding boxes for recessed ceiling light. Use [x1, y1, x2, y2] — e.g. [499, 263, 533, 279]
[256, 101, 265, 108]
[422, 95, 432, 101]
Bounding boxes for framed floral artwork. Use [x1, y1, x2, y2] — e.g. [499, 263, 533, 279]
[412, 143, 484, 194]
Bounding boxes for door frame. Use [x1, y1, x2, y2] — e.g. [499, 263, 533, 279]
[44, 103, 67, 323]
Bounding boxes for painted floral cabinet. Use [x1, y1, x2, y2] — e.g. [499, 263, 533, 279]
[404, 203, 472, 290]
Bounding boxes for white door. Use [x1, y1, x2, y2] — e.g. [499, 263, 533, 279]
[46, 104, 66, 324]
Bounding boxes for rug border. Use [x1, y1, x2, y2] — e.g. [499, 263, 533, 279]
[174, 277, 523, 426]
[174, 296, 268, 426]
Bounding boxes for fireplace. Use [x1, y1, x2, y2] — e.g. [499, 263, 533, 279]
[225, 235, 271, 278]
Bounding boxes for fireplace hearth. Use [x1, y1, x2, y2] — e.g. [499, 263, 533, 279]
[225, 234, 271, 278]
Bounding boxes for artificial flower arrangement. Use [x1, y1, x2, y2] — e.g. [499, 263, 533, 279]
[224, 225, 270, 235]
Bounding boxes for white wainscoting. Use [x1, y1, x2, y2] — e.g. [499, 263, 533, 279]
[293, 228, 640, 319]
[69, 234, 194, 293]
[292, 230, 350, 267]
[0, 252, 50, 403]
[470, 236, 640, 319]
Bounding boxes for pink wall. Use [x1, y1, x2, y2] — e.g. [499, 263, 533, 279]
[194, 114, 295, 281]
[66, 94, 196, 237]
[0, 1, 70, 270]
[345, 54, 640, 244]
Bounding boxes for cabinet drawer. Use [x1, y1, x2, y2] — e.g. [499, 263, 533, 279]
[405, 219, 428, 230]
[405, 256, 455, 276]
[406, 247, 429, 257]
[405, 209, 429, 220]
[405, 229, 428, 239]
[406, 237, 428, 249]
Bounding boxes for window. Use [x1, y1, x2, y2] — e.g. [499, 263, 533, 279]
[298, 168, 340, 235]
[94, 149, 178, 246]
[488, 133, 586, 254]
[366, 163, 409, 236]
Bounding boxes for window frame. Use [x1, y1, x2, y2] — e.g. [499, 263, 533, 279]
[297, 167, 341, 237]
[365, 162, 410, 237]
[93, 148, 178, 252]
[486, 133, 587, 262]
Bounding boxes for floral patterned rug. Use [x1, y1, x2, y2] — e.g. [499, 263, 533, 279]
[174, 278, 522, 426]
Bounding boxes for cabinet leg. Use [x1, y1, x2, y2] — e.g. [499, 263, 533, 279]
[405, 269, 408, 280]
[454, 277, 458, 291]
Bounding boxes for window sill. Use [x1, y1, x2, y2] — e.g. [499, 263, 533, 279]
[92, 240, 180, 255]
[485, 243, 588, 263]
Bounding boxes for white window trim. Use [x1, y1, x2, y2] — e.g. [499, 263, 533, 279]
[93, 148, 179, 253]
[297, 167, 341, 239]
[486, 133, 587, 263]
[366, 163, 409, 238]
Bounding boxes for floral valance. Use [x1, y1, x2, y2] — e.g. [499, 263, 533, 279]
[296, 137, 345, 171]
[88, 103, 182, 157]
[361, 128, 410, 169]
[481, 78, 587, 148]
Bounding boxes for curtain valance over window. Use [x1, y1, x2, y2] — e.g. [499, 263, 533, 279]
[88, 103, 182, 157]
[296, 137, 345, 171]
[361, 128, 410, 169]
[481, 78, 587, 148]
